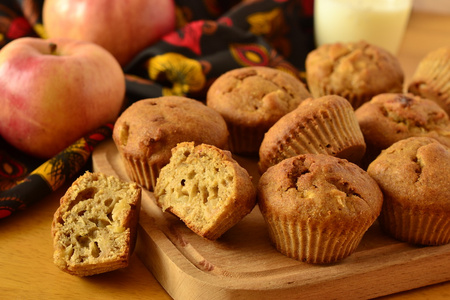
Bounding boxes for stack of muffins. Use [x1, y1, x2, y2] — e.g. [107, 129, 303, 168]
[206, 66, 312, 155]
[110, 42, 450, 264]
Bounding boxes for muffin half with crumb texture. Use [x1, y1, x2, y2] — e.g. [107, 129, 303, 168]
[154, 142, 256, 240]
[52, 171, 141, 276]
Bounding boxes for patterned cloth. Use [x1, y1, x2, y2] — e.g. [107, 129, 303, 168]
[0, 0, 314, 218]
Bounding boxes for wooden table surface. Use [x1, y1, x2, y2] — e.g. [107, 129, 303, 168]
[1, 10, 450, 300]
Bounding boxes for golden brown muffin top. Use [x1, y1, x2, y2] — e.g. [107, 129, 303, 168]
[367, 137, 450, 211]
[355, 93, 450, 149]
[258, 154, 382, 224]
[206, 66, 311, 127]
[113, 96, 229, 163]
[305, 41, 404, 106]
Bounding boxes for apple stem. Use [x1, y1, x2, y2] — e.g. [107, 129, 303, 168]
[49, 42, 57, 54]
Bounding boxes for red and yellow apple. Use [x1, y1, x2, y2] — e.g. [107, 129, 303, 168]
[0, 37, 126, 159]
[42, 0, 177, 66]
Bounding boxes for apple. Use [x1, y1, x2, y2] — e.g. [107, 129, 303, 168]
[0, 37, 126, 159]
[42, 0, 177, 66]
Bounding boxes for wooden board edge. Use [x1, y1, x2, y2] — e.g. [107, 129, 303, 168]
[135, 206, 450, 300]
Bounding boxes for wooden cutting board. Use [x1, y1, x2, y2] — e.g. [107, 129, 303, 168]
[92, 139, 450, 300]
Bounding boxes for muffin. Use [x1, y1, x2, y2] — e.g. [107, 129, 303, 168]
[206, 66, 311, 155]
[367, 137, 450, 245]
[306, 41, 404, 109]
[258, 154, 383, 264]
[258, 95, 365, 173]
[355, 93, 450, 166]
[52, 171, 141, 276]
[154, 142, 256, 240]
[408, 46, 450, 115]
[113, 96, 229, 191]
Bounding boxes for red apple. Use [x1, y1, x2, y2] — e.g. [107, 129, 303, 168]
[42, 0, 176, 66]
[0, 37, 126, 159]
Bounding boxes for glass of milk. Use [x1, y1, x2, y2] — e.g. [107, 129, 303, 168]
[314, 0, 413, 54]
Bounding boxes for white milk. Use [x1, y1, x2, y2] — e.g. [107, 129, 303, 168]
[314, 0, 412, 54]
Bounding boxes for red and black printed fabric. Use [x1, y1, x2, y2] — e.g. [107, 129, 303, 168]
[0, 0, 314, 218]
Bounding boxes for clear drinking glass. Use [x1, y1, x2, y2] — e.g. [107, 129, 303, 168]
[314, 0, 413, 54]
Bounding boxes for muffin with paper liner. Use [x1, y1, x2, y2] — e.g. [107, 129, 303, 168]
[258, 153, 383, 264]
[408, 46, 450, 115]
[207, 66, 311, 155]
[258, 95, 365, 174]
[368, 137, 450, 246]
[113, 96, 229, 191]
[355, 93, 450, 167]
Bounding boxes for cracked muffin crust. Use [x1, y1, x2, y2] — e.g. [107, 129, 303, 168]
[258, 153, 383, 264]
[408, 46, 450, 115]
[206, 66, 311, 154]
[154, 142, 256, 240]
[113, 96, 229, 191]
[355, 93, 450, 166]
[258, 95, 366, 174]
[52, 171, 141, 276]
[306, 41, 404, 109]
[367, 137, 450, 245]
